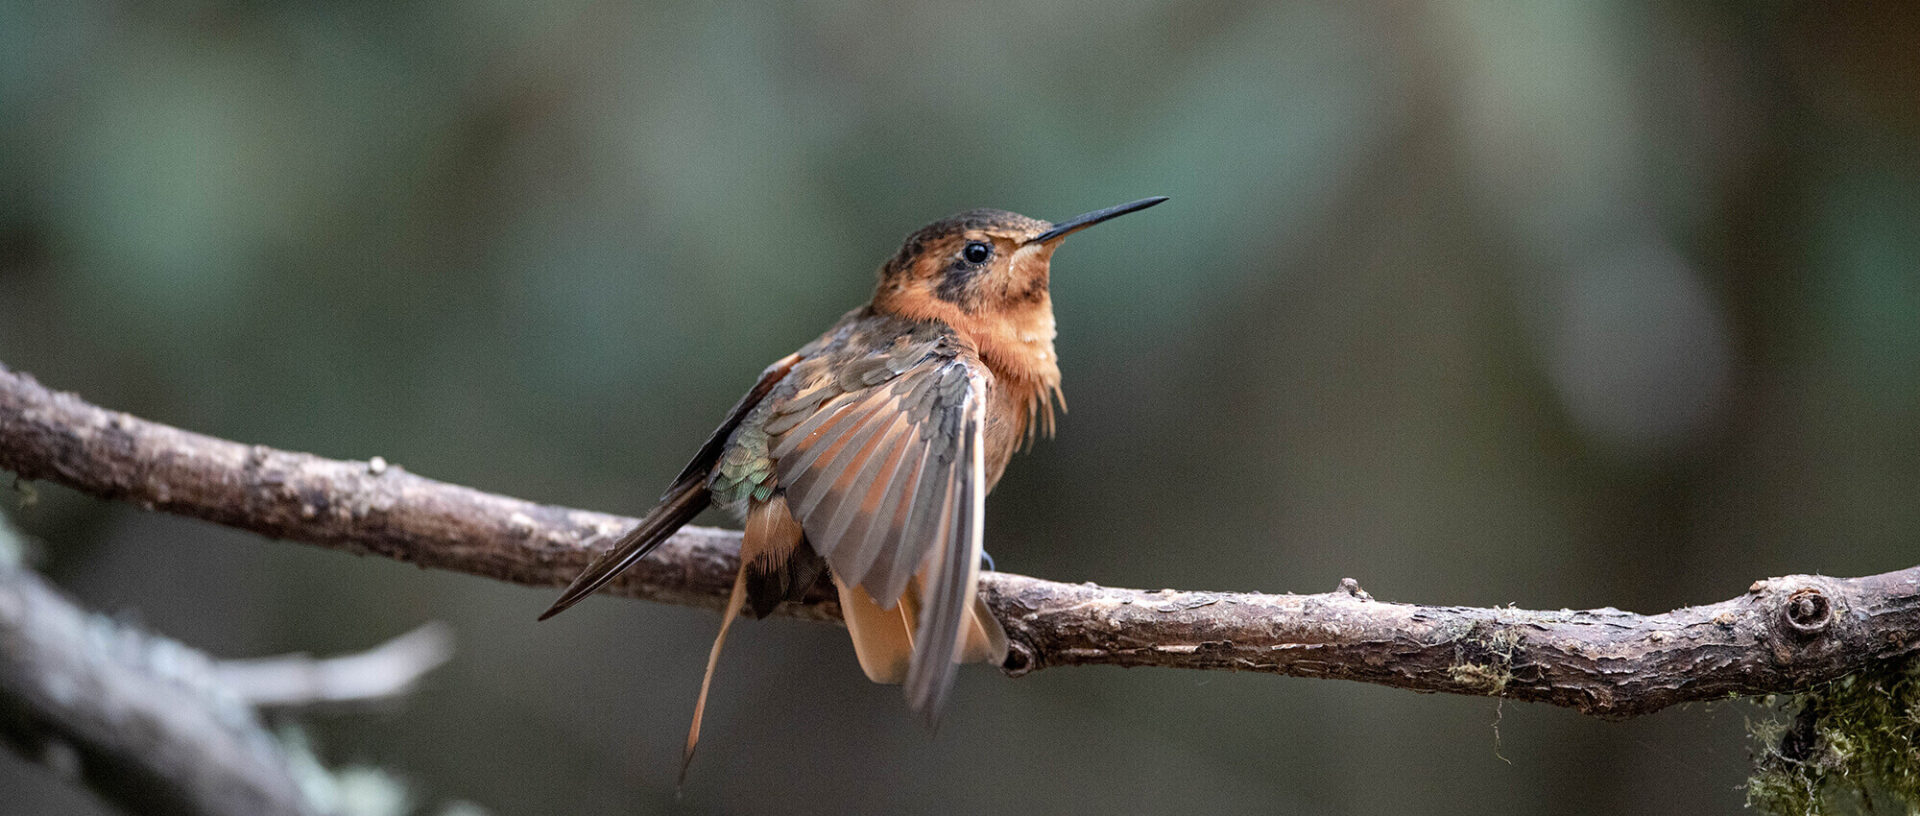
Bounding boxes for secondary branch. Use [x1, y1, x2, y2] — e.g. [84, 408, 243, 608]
[0, 551, 317, 816]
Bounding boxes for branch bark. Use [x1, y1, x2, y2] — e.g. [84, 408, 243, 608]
[3, 361, 1918, 719]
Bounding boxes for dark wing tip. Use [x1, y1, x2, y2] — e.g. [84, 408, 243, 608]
[536, 577, 597, 621]
[536, 480, 715, 622]
[536, 552, 634, 622]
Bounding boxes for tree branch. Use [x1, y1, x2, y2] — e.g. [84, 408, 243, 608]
[3, 361, 1917, 719]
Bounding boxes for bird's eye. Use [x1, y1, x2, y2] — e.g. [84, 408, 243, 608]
[962, 241, 992, 264]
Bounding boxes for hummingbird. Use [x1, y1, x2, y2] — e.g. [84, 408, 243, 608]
[539, 196, 1169, 771]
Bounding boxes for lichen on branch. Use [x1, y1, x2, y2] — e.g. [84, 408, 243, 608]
[1747, 658, 1920, 816]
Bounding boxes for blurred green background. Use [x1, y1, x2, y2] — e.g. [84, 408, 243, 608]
[3, 1, 1918, 814]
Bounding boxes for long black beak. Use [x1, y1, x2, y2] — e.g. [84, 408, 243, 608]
[1029, 196, 1169, 244]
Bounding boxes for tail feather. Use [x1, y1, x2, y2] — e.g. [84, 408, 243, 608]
[538, 482, 709, 621]
[835, 575, 917, 683]
[836, 572, 1005, 685]
[681, 494, 806, 783]
[962, 594, 1009, 666]
[681, 566, 749, 787]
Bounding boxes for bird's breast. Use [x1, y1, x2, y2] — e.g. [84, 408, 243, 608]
[982, 379, 1039, 491]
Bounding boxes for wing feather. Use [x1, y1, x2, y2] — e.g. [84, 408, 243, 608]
[873, 367, 969, 602]
[840, 441, 930, 594]
[763, 330, 992, 717]
[770, 394, 858, 462]
[905, 384, 984, 718]
[814, 411, 914, 552]
[788, 396, 901, 519]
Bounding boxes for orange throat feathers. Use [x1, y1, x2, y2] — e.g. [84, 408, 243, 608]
[873, 288, 1063, 441]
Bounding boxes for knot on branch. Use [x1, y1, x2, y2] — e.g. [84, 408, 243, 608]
[1751, 578, 1859, 675]
[1783, 587, 1833, 637]
[1001, 640, 1038, 677]
[1337, 577, 1372, 601]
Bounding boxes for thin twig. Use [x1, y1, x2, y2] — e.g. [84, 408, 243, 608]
[3, 360, 1918, 719]
[215, 622, 455, 710]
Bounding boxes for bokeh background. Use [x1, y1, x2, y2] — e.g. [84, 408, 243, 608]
[3, 2, 1918, 814]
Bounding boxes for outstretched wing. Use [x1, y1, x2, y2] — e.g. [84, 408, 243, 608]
[763, 326, 990, 716]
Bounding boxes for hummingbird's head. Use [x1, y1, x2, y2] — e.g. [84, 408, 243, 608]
[868, 197, 1165, 436]
[872, 197, 1168, 318]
